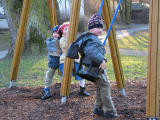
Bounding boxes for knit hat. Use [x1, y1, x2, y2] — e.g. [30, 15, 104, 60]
[58, 22, 69, 34]
[52, 25, 60, 34]
[88, 13, 103, 30]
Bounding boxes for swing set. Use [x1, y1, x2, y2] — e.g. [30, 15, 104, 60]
[8, 0, 159, 119]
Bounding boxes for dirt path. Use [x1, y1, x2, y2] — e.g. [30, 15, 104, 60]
[0, 49, 8, 59]
[100, 23, 149, 40]
[105, 47, 148, 56]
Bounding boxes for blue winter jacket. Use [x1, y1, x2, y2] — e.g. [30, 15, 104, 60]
[45, 37, 62, 68]
[67, 32, 106, 67]
[46, 37, 62, 57]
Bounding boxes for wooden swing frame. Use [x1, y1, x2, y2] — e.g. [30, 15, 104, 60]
[9, 0, 159, 119]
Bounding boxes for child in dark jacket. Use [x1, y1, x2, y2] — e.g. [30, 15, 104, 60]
[67, 14, 117, 118]
[41, 25, 62, 100]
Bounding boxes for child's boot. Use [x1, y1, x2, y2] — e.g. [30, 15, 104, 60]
[103, 110, 118, 118]
[79, 86, 90, 96]
[93, 106, 104, 116]
[41, 87, 51, 100]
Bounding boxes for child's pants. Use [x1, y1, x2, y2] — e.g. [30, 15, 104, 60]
[59, 62, 83, 80]
[45, 68, 56, 88]
[89, 67, 116, 112]
[59, 62, 85, 87]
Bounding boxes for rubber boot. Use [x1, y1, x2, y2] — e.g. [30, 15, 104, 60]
[79, 86, 90, 96]
[41, 87, 51, 100]
[93, 106, 104, 116]
[104, 110, 118, 118]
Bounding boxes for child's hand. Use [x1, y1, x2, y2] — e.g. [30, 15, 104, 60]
[99, 60, 106, 70]
[104, 46, 107, 53]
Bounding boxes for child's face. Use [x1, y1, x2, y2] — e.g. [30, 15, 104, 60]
[63, 26, 69, 37]
[52, 31, 60, 38]
[90, 27, 103, 36]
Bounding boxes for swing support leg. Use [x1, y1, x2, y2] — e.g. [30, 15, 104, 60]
[9, 80, 15, 89]
[60, 0, 81, 98]
[101, 0, 125, 96]
[61, 96, 67, 104]
[121, 88, 126, 96]
[147, 118, 157, 120]
[9, 0, 31, 89]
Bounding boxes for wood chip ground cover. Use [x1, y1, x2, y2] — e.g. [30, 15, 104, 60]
[0, 79, 159, 120]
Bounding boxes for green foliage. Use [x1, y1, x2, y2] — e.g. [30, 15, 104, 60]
[0, 58, 12, 88]
[6, 0, 23, 28]
[28, 26, 46, 53]
[6, 0, 51, 52]
[27, 0, 49, 50]
[0, 54, 147, 88]
[12, 0, 23, 14]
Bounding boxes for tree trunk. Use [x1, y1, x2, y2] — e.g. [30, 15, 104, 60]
[2, 0, 17, 57]
[2, 0, 64, 57]
[119, 0, 132, 24]
[125, 0, 132, 24]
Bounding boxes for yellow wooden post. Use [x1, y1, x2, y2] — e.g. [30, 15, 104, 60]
[9, 0, 31, 85]
[47, 0, 58, 29]
[102, 0, 125, 90]
[52, 0, 58, 26]
[146, 0, 159, 118]
[60, 0, 81, 96]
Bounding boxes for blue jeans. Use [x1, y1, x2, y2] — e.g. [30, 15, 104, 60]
[48, 55, 59, 69]
[59, 62, 83, 80]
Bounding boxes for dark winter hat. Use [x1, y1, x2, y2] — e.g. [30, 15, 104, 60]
[88, 13, 103, 30]
[52, 25, 60, 34]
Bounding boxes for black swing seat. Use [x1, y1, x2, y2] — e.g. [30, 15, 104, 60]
[78, 70, 99, 82]
[76, 57, 100, 82]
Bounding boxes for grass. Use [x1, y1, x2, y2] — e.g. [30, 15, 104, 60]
[0, 31, 11, 50]
[117, 31, 149, 51]
[0, 30, 149, 88]
[0, 54, 148, 88]
[106, 54, 148, 81]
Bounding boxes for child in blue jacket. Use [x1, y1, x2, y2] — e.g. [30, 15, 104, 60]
[41, 25, 62, 100]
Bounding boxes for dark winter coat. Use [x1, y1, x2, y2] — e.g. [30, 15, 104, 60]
[67, 32, 106, 67]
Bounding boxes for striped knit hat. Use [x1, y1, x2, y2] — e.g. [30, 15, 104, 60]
[58, 22, 69, 34]
[88, 13, 103, 30]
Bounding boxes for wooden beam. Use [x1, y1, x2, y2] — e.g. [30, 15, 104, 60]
[10, 0, 31, 81]
[102, 0, 125, 89]
[60, 0, 81, 96]
[47, 0, 58, 29]
[146, 0, 159, 118]
[52, 0, 58, 26]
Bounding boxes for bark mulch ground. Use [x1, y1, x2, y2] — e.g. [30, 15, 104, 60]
[0, 79, 159, 120]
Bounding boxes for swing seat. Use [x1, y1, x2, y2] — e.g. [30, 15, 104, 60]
[78, 70, 99, 82]
[76, 57, 100, 82]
